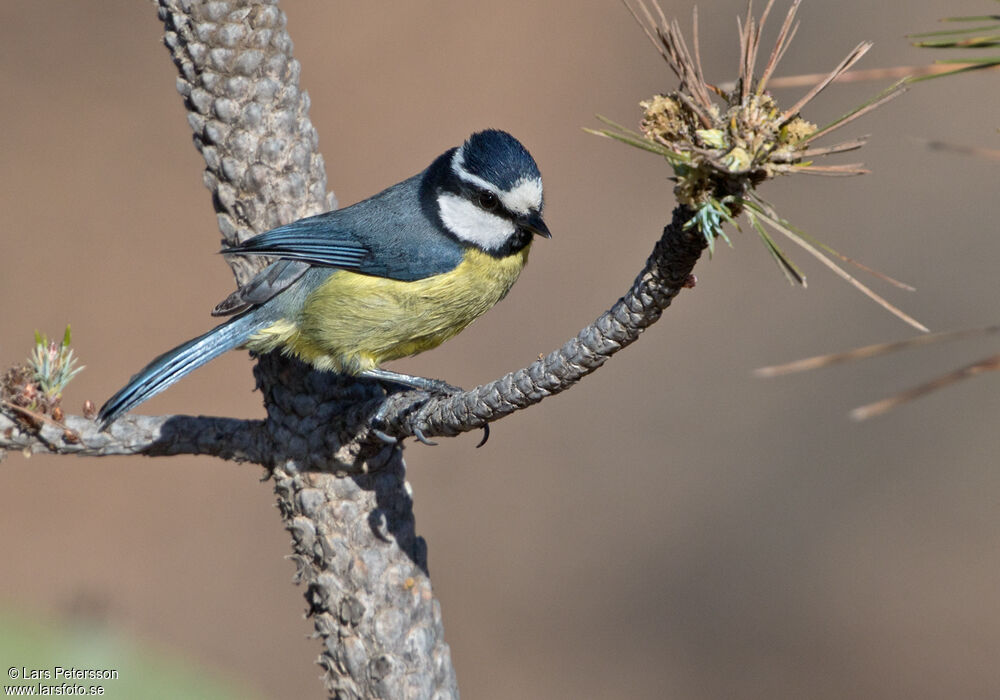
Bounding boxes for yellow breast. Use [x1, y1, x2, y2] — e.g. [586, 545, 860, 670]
[247, 246, 530, 374]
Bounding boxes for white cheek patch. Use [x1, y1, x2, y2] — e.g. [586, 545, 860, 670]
[438, 193, 516, 251]
[500, 177, 543, 216]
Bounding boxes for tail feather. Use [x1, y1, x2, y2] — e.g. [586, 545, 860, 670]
[98, 312, 269, 428]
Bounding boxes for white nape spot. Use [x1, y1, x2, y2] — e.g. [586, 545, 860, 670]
[438, 192, 516, 250]
[500, 177, 543, 215]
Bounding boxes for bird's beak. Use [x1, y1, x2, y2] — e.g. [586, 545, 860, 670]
[521, 211, 552, 239]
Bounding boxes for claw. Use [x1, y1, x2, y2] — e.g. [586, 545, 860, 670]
[413, 426, 438, 446]
[371, 428, 398, 444]
[370, 396, 402, 444]
[475, 424, 490, 448]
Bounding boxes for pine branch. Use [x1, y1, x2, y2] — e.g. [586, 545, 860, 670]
[369, 205, 704, 444]
[2, 1, 708, 698]
[161, 2, 453, 697]
[0, 411, 267, 460]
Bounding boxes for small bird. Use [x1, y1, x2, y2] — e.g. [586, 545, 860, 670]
[98, 129, 550, 427]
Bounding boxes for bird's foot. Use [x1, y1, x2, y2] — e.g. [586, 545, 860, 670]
[370, 389, 442, 446]
[362, 369, 488, 447]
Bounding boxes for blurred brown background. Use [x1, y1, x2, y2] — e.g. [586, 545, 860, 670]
[3, 1, 1000, 698]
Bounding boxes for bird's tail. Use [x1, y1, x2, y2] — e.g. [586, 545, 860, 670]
[98, 311, 271, 428]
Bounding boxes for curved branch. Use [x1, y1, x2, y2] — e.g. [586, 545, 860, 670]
[370, 205, 704, 443]
[2, 204, 703, 462]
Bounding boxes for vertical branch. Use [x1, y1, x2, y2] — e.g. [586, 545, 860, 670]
[159, 0, 329, 284]
[155, 2, 458, 697]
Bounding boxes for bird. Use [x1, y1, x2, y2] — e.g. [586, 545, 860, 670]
[98, 129, 550, 428]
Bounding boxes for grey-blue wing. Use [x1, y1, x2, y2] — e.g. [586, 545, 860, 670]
[222, 222, 370, 270]
[222, 172, 465, 282]
[211, 259, 312, 316]
[214, 170, 467, 314]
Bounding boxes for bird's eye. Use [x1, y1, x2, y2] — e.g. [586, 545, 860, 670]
[478, 191, 499, 210]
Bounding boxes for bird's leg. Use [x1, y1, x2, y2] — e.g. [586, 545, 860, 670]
[359, 368, 462, 395]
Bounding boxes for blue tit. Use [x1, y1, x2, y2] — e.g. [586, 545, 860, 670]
[98, 129, 550, 427]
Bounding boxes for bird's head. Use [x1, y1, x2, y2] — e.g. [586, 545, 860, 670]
[432, 129, 550, 256]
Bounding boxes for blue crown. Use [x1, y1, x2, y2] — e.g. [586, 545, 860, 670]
[461, 129, 541, 191]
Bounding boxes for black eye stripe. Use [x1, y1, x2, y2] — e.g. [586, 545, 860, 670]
[437, 166, 517, 219]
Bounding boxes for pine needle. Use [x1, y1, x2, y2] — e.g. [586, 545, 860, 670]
[745, 200, 928, 332]
[755, 325, 1000, 377]
[851, 353, 1000, 420]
